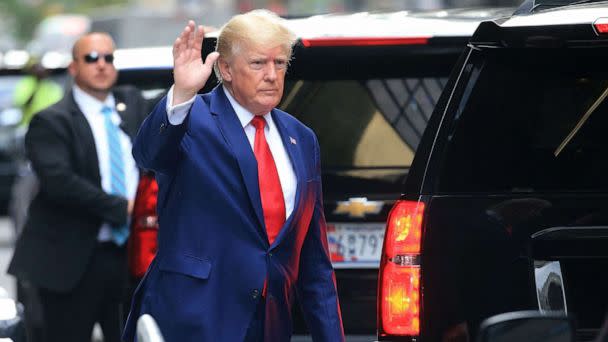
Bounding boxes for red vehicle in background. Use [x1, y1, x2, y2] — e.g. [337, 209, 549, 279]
[128, 173, 158, 279]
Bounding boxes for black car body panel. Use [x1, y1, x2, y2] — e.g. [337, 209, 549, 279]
[379, 3, 608, 341]
[418, 196, 608, 341]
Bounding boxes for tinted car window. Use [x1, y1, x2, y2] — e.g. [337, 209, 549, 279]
[281, 77, 446, 171]
[438, 48, 608, 193]
[122, 72, 447, 174]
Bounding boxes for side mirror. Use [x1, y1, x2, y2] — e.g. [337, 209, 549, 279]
[477, 310, 575, 342]
[137, 314, 165, 342]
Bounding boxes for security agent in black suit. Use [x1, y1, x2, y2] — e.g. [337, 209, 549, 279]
[7, 32, 148, 342]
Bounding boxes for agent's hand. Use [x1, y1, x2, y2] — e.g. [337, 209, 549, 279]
[172, 20, 220, 105]
[128, 200, 135, 216]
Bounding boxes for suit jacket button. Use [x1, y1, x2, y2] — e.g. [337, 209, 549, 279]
[252, 289, 260, 299]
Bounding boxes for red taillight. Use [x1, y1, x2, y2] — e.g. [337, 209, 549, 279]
[128, 173, 159, 279]
[385, 201, 424, 255]
[378, 200, 425, 337]
[594, 18, 608, 34]
[381, 264, 420, 335]
[300, 37, 429, 47]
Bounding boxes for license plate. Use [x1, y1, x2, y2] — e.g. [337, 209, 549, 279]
[326, 223, 385, 268]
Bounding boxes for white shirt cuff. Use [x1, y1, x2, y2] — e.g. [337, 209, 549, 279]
[166, 85, 196, 125]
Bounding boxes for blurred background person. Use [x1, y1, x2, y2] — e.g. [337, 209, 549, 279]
[12, 57, 63, 127]
[7, 32, 148, 342]
[9, 57, 64, 242]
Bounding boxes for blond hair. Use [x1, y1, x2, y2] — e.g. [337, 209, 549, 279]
[214, 9, 296, 81]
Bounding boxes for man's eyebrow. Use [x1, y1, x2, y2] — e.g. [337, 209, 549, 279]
[247, 55, 288, 62]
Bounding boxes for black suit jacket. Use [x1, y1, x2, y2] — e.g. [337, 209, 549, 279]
[8, 86, 149, 292]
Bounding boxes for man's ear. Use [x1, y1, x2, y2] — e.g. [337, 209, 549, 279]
[68, 61, 77, 77]
[218, 58, 232, 82]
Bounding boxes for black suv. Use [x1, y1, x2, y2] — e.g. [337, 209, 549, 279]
[122, 8, 513, 337]
[377, 2, 608, 341]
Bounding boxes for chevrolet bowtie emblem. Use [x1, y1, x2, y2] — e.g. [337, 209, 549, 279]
[333, 197, 383, 218]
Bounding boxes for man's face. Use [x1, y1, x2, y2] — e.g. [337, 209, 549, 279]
[220, 44, 288, 116]
[69, 34, 117, 97]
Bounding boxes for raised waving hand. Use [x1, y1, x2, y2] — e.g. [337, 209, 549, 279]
[172, 20, 220, 105]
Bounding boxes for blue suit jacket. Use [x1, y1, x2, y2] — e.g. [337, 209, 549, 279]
[124, 86, 344, 342]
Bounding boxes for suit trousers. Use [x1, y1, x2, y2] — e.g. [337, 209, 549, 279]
[38, 242, 127, 342]
[244, 298, 266, 342]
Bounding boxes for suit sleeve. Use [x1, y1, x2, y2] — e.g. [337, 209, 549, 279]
[132, 95, 188, 175]
[296, 135, 345, 342]
[26, 111, 128, 226]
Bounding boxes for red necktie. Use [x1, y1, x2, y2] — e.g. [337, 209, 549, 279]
[251, 116, 286, 245]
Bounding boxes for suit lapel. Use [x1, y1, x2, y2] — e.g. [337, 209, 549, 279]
[209, 87, 267, 240]
[112, 89, 141, 140]
[113, 91, 132, 137]
[67, 92, 102, 186]
[270, 110, 304, 248]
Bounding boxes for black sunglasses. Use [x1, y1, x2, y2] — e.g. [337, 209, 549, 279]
[82, 51, 114, 64]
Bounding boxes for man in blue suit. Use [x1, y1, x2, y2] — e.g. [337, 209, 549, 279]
[124, 10, 345, 342]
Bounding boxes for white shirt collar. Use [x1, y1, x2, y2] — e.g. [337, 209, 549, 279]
[72, 85, 116, 115]
[222, 85, 272, 130]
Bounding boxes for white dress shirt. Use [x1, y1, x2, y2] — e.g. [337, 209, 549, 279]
[72, 85, 139, 241]
[165, 85, 297, 219]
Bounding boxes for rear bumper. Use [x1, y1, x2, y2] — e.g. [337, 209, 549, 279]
[293, 268, 378, 334]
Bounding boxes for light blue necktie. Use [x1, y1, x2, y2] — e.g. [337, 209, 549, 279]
[101, 106, 129, 245]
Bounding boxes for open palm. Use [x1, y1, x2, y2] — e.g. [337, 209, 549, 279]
[172, 20, 219, 105]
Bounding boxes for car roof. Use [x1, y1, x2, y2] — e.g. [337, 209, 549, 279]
[266, 8, 513, 39]
[470, 2, 608, 47]
[502, 2, 608, 27]
[114, 46, 173, 70]
[113, 8, 513, 72]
